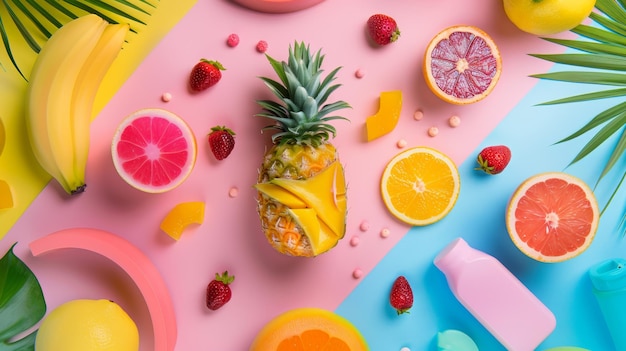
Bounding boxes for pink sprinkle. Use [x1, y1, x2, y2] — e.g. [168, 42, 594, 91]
[161, 92, 172, 102]
[359, 221, 370, 232]
[396, 139, 407, 149]
[427, 126, 439, 137]
[256, 40, 268, 53]
[228, 187, 239, 198]
[352, 269, 363, 279]
[413, 109, 424, 121]
[448, 115, 461, 127]
[380, 228, 390, 238]
[350, 235, 360, 247]
[355, 69, 365, 79]
[226, 33, 240, 47]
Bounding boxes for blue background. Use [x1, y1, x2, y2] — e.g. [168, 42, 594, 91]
[336, 65, 626, 350]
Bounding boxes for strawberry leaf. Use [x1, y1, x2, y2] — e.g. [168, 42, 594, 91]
[0, 243, 46, 351]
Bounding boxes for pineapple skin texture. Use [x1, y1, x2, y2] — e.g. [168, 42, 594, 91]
[256, 141, 346, 257]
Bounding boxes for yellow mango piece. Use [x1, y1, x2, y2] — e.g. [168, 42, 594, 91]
[271, 161, 346, 238]
[365, 90, 403, 141]
[288, 208, 338, 255]
[159, 201, 205, 240]
[254, 182, 307, 209]
[0, 180, 13, 210]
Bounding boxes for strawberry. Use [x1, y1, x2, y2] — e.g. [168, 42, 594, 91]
[189, 59, 225, 92]
[206, 271, 234, 310]
[390, 275, 413, 315]
[475, 145, 511, 175]
[208, 126, 236, 160]
[367, 14, 400, 45]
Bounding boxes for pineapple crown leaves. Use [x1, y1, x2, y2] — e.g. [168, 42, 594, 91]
[529, 0, 626, 227]
[256, 41, 351, 146]
[1, 0, 157, 80]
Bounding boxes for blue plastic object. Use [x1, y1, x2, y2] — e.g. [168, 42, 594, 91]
[589, 258, 626, 351]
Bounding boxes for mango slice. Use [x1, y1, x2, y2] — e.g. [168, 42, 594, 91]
[271, 161, 346, 238]
[365, 90, 403, 141]
[255, 182, 307, 209]
[288, 208, 337, 255]
[0, 180, 13, 210]
[160, 201, 205, 240]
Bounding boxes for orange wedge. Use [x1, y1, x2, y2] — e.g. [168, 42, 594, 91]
[381, 147, 460, 226]
[160, 201, 205, 240]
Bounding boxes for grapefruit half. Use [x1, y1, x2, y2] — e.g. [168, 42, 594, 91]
[506, 172, 599, 263]
[112, 108, 197, 193]
[423, 25, 502, 105]
[249, 308, 368, 350]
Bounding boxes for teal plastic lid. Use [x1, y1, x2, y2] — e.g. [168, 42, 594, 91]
[589, 258, 626, 292]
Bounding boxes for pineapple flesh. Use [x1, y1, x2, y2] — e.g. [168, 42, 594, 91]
[255, 42, 350, 257]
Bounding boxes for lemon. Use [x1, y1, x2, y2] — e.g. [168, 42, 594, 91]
[503, 0, 596, 35]
[36, 299, 139, 351]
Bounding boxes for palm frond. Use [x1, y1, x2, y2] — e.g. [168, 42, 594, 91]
[531, 0, 626, 234]
[1, 0, 160, 79]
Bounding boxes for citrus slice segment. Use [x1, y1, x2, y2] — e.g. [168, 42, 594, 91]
[423, 25, 502, 105]
[160, 201, 205, 240]
[381, 147, 460, 226]
[111, 108, 197, 193]
[250, 308, 368, 351]
[506, 172, 599, 263]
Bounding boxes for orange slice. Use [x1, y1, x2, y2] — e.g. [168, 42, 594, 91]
[506, 172, 599, 263]
[160, 201, 205, 240]
[381, 147, 460, 226]
[423, 25, 502, 105]
[365, 90, 403, 141]
[250, 308, 368, 350]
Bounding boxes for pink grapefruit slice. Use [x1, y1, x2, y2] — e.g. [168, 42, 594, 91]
[112, 108, 197, 193]
[423, 25, 502, 105]
[506, 172, 599, 263]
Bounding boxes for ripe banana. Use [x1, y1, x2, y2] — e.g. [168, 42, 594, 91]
[25, 14, 129, 195]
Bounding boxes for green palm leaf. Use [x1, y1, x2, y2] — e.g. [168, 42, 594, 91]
[1, 0, 159, 79]
[531, 0, 626, 233]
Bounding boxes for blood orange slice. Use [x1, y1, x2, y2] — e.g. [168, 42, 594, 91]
[250, 308, 368, 350]
[423, 25, 502, 105]
[506, 172, 599, 263]
[112, 108, 197, 193]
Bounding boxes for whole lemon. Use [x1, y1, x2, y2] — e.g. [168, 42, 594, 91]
[503, 0, 596, 35]
[35, 299, 139, 351]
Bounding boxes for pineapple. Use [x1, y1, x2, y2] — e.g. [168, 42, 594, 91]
[254, 42, 350, 257]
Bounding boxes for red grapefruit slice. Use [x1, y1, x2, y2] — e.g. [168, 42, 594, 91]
[112, 108, 196, 193]
[423, 25, 502, 105]
[506, 172, 599, 263]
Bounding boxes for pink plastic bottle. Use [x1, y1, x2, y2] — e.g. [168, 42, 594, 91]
[434, 238, 556, 351]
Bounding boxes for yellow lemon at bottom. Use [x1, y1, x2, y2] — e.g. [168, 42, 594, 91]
[503, 0, 596, 35]
[36, 299, 139, 351]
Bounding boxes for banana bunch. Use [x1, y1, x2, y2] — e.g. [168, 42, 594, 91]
[25, 14, 129, 195]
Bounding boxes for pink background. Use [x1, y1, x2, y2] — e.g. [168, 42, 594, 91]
[2, 0, 563, 349]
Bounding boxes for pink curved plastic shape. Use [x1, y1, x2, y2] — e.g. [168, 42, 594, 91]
[29, 227, 177, 351]
[231, 0, 325, 13]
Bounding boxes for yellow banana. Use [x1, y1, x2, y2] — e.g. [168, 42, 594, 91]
[25, 14, 128, 195]
[70, 23, 129, 186]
